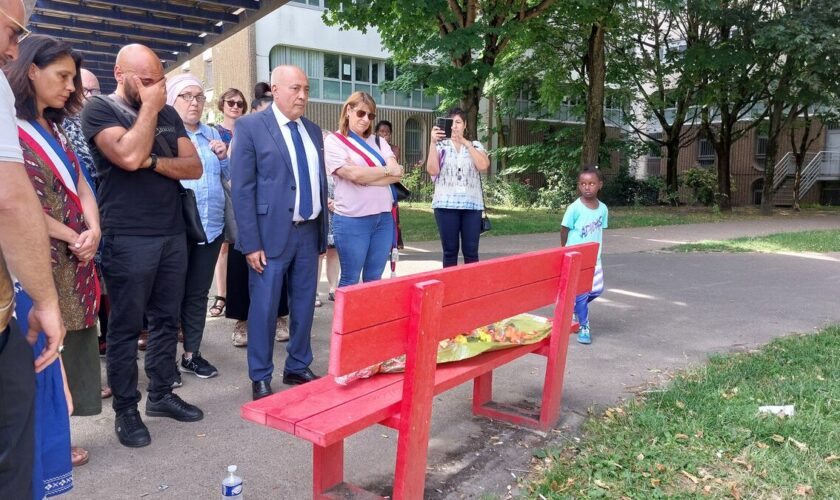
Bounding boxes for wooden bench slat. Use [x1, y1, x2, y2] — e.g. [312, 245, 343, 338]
[240, 374, 403, 432]
[333, 244, 598, 334]
[329, 272, 592, 376]
[297, 339, 550, 447]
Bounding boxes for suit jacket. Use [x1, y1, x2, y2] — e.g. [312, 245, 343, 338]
[230, 107, 328, 258]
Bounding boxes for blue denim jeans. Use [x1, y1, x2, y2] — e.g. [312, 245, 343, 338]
[333, 211, 395, 287]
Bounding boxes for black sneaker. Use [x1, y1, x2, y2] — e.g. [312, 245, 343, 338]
[181, 351, 218, 379]
[115, 409, 151, 448]
[145, 392, 204, 422]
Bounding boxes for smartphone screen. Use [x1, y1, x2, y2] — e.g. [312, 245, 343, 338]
[436, 117, 453, 139]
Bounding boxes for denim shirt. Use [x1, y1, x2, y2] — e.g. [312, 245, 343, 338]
[180, 122, 229, 243]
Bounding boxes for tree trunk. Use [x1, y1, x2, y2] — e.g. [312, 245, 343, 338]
[792, 160, 802, 212]
[581, 22, 606, 168]
[715, 140, 733, 211]
[665, 140, 680, 195]
[761, 103, 784, 216]
[460, 87, 482, 143]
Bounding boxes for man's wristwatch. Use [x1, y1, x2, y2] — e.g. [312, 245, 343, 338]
[148, 153, 158, 171]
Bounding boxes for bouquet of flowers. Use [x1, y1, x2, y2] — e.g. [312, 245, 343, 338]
[335, 313, 552, 385]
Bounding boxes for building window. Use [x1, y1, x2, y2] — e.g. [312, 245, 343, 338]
[404, 118, 423, 167]
[755, 135, 768, 164]
[290, 0, 324, 7]
[698, 135, 715, 167]
[269, 45, 440, 110]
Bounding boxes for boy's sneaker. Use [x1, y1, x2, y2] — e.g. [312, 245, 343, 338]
[577, 324, 591, 345]
[180, 351, 218, 379]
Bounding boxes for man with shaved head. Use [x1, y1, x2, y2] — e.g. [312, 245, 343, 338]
[231, 65, 328, 400]
[0, 0, 67, 496]
[82, 43, 204, 448]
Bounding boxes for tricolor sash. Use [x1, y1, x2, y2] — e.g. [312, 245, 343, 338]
[17, 119, 83, 212]
[333, 131, 398, 203]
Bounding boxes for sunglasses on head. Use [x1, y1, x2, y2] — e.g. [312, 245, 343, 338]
[352, 109, 375, 121]
[225, 100, 244, 108]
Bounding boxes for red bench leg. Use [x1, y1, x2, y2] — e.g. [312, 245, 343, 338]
[393, 280, 444, 500]
[472, 371, 493, 412]
[540, 251, 582, 431]
[313, 441, 343, 499]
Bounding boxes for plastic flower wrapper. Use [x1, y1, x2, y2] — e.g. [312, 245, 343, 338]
[335, 313, 551, 385]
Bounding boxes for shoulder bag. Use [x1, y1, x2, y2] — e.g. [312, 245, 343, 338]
[103, 95, 207, 244]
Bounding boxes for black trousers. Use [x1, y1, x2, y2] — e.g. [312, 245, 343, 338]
[102, 233, 187, 413]
[181, 236, 223, 353]
[0, 320, 35, 500]
[434, 208, 482, 268]
[226, 246, 288, 321]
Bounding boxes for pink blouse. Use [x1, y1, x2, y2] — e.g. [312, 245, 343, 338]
[324, 132, 395, 217]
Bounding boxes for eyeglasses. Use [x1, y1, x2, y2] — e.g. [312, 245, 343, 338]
[83, 87, 101, 97]
[224, 100, 244, 109]
[178, 93, 206, 104]
[0, 6, 30, 44]
[353, 109, 375, 121]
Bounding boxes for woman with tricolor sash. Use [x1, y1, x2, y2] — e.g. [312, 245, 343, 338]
[5, 35, 101, 496]
[324, 92, 404, 287]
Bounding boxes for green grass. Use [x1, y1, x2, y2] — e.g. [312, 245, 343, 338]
[528, 326, 840, 498]
[671, 230, 840, 253]
[397, 204, 767, 242]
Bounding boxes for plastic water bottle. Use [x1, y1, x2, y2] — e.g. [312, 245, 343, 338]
[222, 465, 243, 499]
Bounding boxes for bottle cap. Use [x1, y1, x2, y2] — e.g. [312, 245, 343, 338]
[228, 465, 237, 473]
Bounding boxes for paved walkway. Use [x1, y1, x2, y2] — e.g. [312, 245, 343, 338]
[66, 215, 840, 499]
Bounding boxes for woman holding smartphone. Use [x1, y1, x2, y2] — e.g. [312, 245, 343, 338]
[426, 108, 490, 268]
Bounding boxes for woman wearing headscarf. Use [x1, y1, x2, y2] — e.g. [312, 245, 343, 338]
[166, 73, 228, 381]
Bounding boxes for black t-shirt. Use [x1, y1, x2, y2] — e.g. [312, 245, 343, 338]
[81, 97, 187, 236]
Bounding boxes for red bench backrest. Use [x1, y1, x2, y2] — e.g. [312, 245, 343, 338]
[329, 243, 599, 377]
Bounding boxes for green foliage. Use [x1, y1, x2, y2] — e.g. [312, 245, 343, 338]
[484, 177, 539, 208]
[682, 167, 718, 206]
[399, 167, 434, 203]
[600, 166, 662, 207]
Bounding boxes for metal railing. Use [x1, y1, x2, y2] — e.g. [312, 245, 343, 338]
[801, 151, 840, 196]
[771, 152, 795, 190]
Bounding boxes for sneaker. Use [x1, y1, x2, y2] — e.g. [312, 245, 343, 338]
[115, 409, 151, 448]
[577, 324, 591, 345]
[232, 320, 247, 347]
[145, 392, 204, 422]
[181, 351, 218, 379]
[275, 316, 290, 342]
[314, 294, 323, 308]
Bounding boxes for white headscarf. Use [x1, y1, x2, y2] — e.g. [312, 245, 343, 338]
[166, 73, 204, 106]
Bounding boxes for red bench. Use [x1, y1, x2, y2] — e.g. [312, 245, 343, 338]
[241, 243, 598, 499]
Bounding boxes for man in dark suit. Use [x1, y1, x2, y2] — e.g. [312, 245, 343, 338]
[230, 65, 328, 400]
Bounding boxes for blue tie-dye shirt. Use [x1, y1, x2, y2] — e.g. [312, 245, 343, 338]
[561, 198, 608, 265]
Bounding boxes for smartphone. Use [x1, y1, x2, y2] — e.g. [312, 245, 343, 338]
[436, 117, 453, 139]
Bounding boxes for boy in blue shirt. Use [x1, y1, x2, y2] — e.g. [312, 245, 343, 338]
[561, 166, 607, 344]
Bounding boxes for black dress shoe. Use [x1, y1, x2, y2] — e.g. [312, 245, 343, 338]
[282, 368, 320, 386]
[115, 409, 151, 448]
[145, 392, 204, 422]
[252, 380, 273, 400]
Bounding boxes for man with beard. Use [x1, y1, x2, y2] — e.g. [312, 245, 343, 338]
[82, 44, 204, 448]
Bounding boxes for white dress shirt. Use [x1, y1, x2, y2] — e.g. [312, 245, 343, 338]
[271, 104, 322, 221]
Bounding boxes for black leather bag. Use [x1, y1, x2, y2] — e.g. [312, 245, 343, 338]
[394, 182, 411, 202]
[480, 213, 492, 234]
[179, 186, 208, 243]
